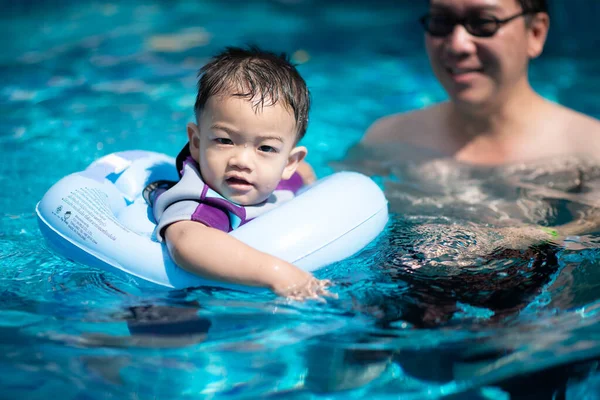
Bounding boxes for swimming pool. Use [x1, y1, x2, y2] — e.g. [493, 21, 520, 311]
[2, 0, 600, 398]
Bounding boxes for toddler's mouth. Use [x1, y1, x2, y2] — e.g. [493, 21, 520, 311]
[226, 177, 252, 186]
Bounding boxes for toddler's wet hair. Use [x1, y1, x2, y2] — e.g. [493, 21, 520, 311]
[194, 46, 310, 141]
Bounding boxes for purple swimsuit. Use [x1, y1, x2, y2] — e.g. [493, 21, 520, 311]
[153, 157, 303, 241]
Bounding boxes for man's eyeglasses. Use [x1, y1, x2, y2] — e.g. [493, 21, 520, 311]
[419, 11, 534, 38]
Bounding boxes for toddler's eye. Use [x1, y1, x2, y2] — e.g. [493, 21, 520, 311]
[259, 145, 278, 153]
[215, 138, 233, 145]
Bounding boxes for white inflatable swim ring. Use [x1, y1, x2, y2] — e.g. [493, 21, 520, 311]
[36, 151, 388, 292]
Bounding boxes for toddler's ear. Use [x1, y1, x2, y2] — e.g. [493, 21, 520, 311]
[281, 146, 307, 180]
[187, 123, 201, 163]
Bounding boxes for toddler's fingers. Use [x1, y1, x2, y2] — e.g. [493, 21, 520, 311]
[317, 288, 338, 299]
[281, 278, 336, 301]
[319, 279, 333, 288]
[286, 292, 320, 302]
[313, 282, 336, 297]
[310, 279, 337, 299]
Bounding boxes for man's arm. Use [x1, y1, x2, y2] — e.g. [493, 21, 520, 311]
[165, 221, 331, 299]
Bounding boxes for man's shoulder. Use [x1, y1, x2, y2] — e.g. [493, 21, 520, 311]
[540, 101, 600, 157]
[362, 103, 445, 145]
[551, 103, 600, 142]
[565, 107, 600, 133]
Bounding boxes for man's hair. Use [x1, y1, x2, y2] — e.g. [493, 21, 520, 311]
[425, 0, 548, 14]
[194, 46, 310, 141]
[517, 0, 548, 13]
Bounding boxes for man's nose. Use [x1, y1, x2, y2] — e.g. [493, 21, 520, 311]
[445, 24, 477, 57]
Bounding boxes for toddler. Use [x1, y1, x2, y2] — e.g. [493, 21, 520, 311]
[148, 46, 329, 300]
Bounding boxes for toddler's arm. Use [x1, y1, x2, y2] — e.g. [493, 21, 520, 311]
[296, 161, 317, 185]
[165, 220, 332, 300]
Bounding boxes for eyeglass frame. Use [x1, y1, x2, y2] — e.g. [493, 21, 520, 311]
[419, 10, 537, 38]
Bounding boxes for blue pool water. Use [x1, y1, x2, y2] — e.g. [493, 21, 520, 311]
[2, 1, 600, 398]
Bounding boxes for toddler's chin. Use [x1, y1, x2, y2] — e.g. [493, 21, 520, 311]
[229, 193, 268, 206]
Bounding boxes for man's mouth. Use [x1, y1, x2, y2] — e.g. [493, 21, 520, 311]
[446, 66, 484, 75]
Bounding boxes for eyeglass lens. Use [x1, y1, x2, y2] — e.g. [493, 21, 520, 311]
[423, 15, 500, 37]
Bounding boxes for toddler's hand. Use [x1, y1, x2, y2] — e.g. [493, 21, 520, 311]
[270, 267, 335, 301]
[278, 277, 335, 301]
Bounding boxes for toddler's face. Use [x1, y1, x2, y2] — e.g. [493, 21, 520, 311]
[188, 95, 306, 205]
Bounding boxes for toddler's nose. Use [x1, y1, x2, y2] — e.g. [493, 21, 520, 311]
[229, 147, 253, 170]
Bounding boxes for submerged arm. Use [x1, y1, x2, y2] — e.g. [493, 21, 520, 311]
[551, 215, 600, 238]
[489, 216, 600, 252]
